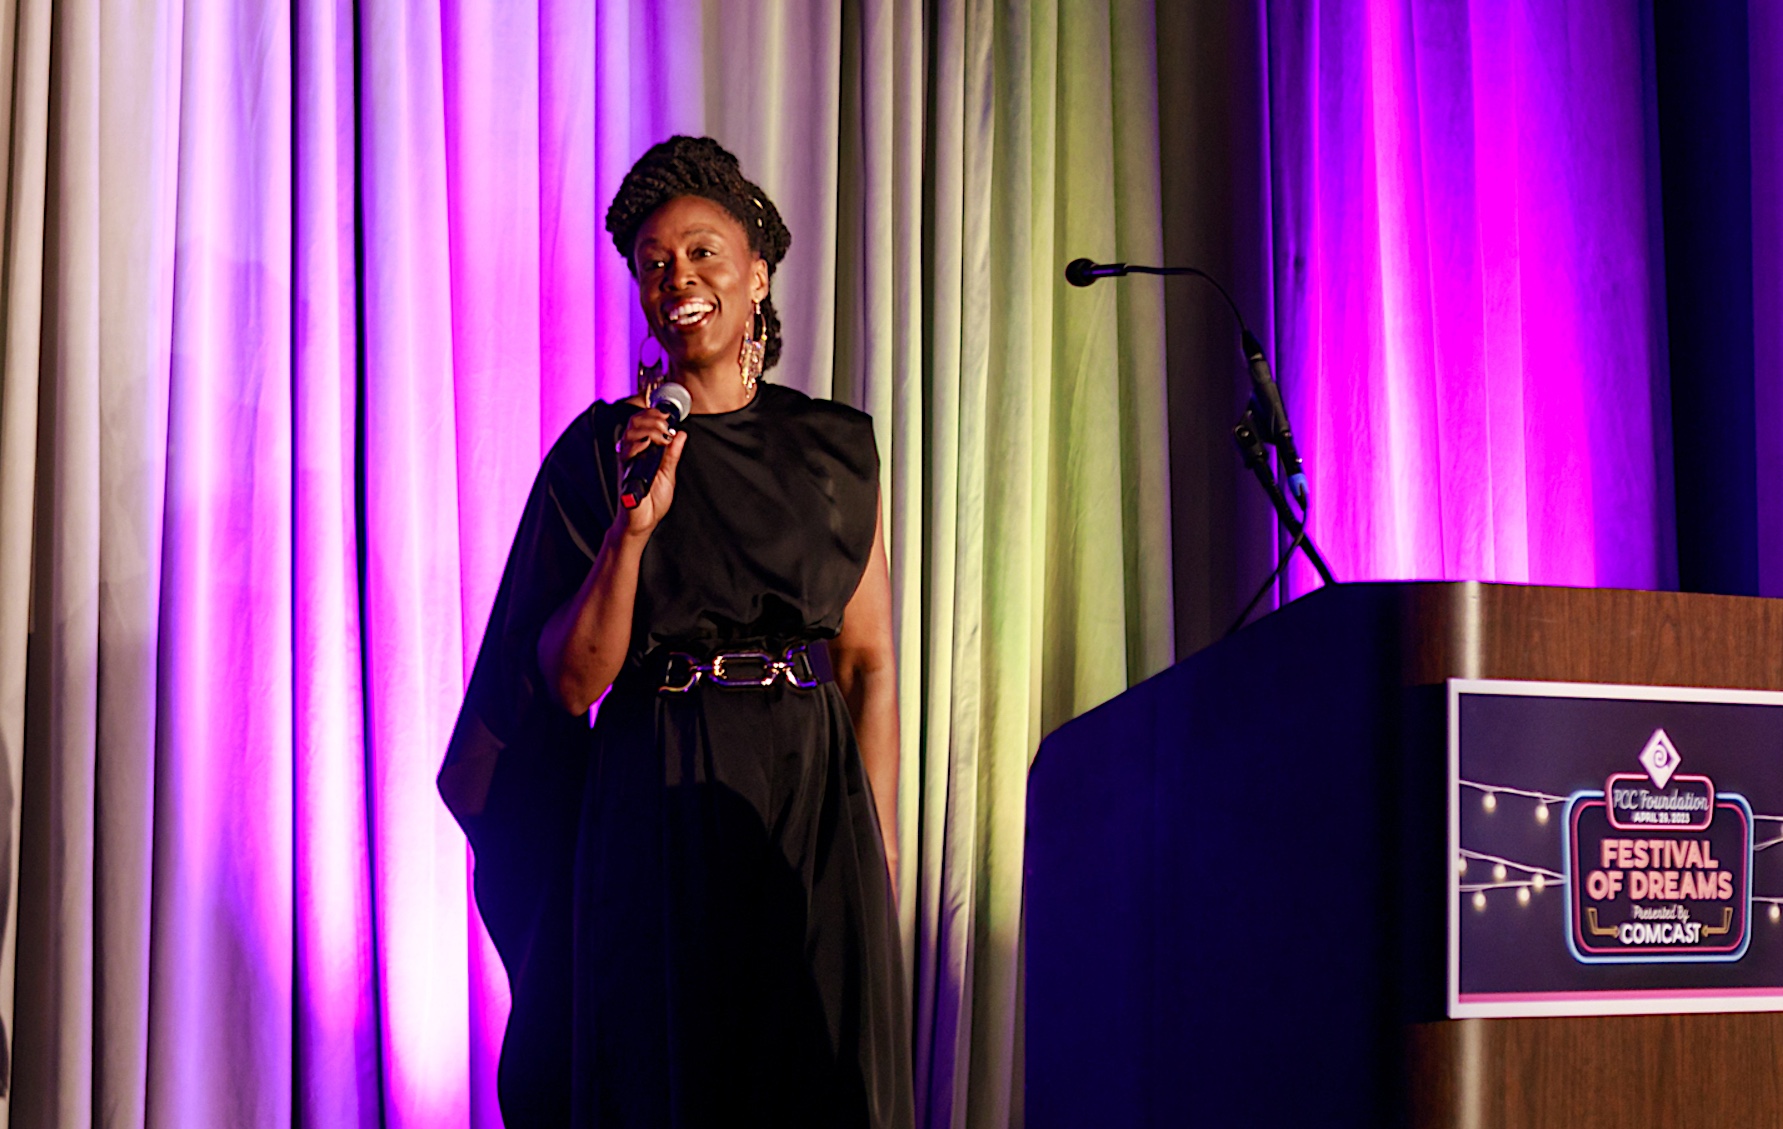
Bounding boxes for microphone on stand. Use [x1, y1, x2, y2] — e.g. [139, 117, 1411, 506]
[1066, 258, 1200, 287]
[1065, 258, 1132, 286]
[1062, 254, 1336, 608]
[619, 381, 693, 510]
[1064, 257, 1306, 505]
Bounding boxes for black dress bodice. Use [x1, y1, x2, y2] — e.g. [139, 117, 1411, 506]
[616, 382, 880, 657]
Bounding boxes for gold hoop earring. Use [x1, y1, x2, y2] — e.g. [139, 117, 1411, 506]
[638, 333, 667, 404]
[738, 300, 765, 398]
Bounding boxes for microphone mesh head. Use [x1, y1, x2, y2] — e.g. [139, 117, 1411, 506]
[653, 381, 693, 422]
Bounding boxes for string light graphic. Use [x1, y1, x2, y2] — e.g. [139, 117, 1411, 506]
[1459, 848, 1562, 912]
[1459, 779, 1563, 826]
[1752, 816, 1783, 854]
[1457, 780, 1783, 916]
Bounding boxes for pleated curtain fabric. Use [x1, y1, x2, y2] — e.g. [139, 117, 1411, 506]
[0, 0, 40, 1105]
[9, 1, 184, 1125]
[909, 3, 1172, 1126]
[0, 1, 1172, 1126]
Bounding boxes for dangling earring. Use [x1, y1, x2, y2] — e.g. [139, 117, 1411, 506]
[637, 333, 666, 404]
[738, 300, 765, 398]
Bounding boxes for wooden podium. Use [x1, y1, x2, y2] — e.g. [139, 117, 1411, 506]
[1025, 582, 1783, 1127]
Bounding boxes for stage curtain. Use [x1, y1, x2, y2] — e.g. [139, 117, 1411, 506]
[0, 1, 1172, 1126]
[1264, 0, 1675, 591]
[899, 4, 1172, 1125]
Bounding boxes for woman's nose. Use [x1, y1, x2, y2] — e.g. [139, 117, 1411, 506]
[667, 256, 697, 290]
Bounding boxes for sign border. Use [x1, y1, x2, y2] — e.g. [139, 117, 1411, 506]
[1561, 791, 1751, 963]
[1447, 677, 1783, 1019]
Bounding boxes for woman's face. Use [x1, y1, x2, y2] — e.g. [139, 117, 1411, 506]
[632, 195, 769, 376]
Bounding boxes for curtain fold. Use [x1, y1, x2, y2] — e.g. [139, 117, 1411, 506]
[0, 0, 47, 1109]
[14, 0, 102, 1118]
[357, 4, 477, 1123]
[151, 2, 293, 1124]
[293, 1, 380, 1123]
[97, 3, 180, 1124]
[0, 2, 1172, 1125]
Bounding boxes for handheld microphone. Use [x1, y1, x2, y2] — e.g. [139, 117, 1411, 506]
[1241, 331, 1306, 505]
[619, 381, 693, 509]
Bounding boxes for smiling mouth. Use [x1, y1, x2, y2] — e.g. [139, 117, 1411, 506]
[663, 298, 715, 332]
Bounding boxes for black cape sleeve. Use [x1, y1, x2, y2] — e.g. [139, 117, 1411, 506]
[438, 403, 623, 969]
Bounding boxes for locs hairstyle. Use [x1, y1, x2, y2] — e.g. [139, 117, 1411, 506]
[605, 135, 792, 373]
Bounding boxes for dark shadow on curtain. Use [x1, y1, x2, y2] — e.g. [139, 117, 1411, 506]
[1653, 0, 1759, 597]
[1156, 0, 1279, 659]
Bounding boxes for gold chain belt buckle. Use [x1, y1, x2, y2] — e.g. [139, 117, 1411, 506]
[659, 646, 820, 693]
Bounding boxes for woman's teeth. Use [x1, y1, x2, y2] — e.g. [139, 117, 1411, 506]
[666, 300, 714, 327]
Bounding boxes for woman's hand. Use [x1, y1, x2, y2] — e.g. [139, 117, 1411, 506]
[616, 407, 688, 533]
[536, 408, 686, 715]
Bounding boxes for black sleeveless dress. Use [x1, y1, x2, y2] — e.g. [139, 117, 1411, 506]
[439, 384, 913, 1128]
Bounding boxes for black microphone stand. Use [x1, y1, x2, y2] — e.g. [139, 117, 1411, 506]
[1225, 414, 1334, 635]
[1234, 409, 1336, 582]
[1224, 346, 1337, 632]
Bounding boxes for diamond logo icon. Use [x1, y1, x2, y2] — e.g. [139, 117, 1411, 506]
[1638, 728, 1681, 789]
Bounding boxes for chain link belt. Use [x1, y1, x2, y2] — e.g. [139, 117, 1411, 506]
[657, 639, 836, 694]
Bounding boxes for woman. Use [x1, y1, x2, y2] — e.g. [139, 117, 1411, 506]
[439, 135, 912, 1128]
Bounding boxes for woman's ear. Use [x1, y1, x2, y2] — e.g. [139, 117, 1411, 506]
[751, 257, 770, 303]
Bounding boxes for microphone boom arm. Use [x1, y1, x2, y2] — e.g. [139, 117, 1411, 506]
[1063, 255, 1338, 614]
[1071, 259, 1250, 334]
[1127, 265, 1250, 335]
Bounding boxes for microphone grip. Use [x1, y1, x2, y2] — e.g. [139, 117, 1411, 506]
[619, 381, 693, 510]
[619, 442, 668, 510]
[1242, 331, 1307, 505]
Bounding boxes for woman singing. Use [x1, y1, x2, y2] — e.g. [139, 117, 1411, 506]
[439, 136, 912, 1127]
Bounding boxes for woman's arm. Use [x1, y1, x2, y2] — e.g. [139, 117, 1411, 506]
[832, 500, 900, 888]
[538, 412, 685, 714]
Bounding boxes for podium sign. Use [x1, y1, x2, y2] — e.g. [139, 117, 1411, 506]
[1450, 679, 1783, 1018]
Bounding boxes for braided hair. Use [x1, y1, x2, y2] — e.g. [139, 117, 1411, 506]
[605, 136, 792, 373]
